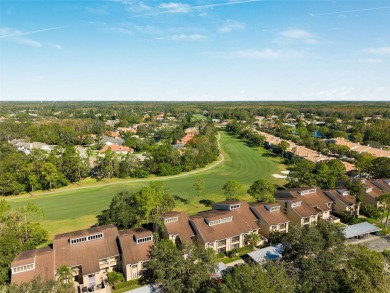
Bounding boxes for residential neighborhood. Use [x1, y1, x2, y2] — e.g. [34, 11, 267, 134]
[9, 180, 390, 292]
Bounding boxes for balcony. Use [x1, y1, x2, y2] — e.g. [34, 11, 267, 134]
[79, 282, 108, 293]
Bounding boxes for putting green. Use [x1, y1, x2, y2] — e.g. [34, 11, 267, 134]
[8, 132, 287, 238]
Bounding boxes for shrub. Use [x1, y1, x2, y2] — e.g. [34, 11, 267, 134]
[114, 279, 140, 290]
[107, 271, 124, 286]
[382, 250, 390, 260]
[361, 205, 381, 219]
[338, 211, 364, 225]
[130, 169, 149, 178]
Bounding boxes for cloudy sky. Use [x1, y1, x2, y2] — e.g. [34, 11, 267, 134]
[0, 0, 389, 101]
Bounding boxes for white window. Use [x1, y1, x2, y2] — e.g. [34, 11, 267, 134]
[291, 202, 301, 207]
[230, 204, 240, 210]
[208, 216, 233, 226]
[299, 189, 316, 195]
[70, 233, 103, 244]
[164, 216, 179, 224]
[12, 263, 35, 274]
[136, 236, 153, 244]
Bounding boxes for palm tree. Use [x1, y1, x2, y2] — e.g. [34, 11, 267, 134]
[245, 232, 261, 249]
[56, 265, 77, 286]
[378, 193, 390, 228]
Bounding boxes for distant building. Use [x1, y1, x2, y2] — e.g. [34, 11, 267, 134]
[99, 145, 134, 155]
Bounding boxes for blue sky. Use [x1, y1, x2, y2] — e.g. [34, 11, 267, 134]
[0, 0, 389, 101]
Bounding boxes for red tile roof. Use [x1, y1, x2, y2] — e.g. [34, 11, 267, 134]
[99, 144, 133, 153]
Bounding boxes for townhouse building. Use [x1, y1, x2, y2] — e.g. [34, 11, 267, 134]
[275, 187, 333, 221]
[159, 211, 195, 245]
[360, 179, 390, 207]
[188, 201, 264, 253]
[249, 202, 290, 238]
[10, 225, 151, 292]
[323, 188, 360, 215]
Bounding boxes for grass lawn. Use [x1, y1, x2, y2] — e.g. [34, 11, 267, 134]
[7, 132, 287, 238]
[192, 114, 207, 121]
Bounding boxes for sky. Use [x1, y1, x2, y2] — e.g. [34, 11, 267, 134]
[0, 0, 389, 101]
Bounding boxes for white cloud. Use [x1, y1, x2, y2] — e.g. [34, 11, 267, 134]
[227, 48, 304, 60]
[279, 29, 318, 44]
[12, 37, 42, 47]
[280, 29, 312, 39]
[0, 26, 63, 38]
[318, 87, 354, 98]
[0, 27, 42, 47]
[134, 0, 262, 17]
[365, 46, 390, 55]
[219, 20, 245, 33]
[159, 2, 191, 13]
[156, 33, 207, 41]
[358, 58, 383, 63]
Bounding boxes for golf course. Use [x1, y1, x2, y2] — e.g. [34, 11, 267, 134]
[7, 132, 287, 238]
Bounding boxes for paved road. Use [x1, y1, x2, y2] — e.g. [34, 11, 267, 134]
[347, 236, 390, 252]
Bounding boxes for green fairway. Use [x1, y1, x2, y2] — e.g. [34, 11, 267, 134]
[7, 132, 287, 238]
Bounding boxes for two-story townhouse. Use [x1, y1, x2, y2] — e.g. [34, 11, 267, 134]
[11, 225, 121, 292]
[323, 189, 360, 215]
[249, 202, 290, 238]
[364, 179, 390, 207]
[159, 211, 195, 245]
[275, 187, 333, 221]
[278, 199, 319, 227]
[10, 247, 54, 284]
[189, 201, 263, 253]
[118, 228, 153, 281]
[52, 225, 121, 292]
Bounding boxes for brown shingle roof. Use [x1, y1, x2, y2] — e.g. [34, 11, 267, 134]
[250, 203, 290, 225]
[275, 188, 332, 212]
[189, 201, 259, 243]
[290, 201, 319, 217]
[323, 189, 357, 206]
[161, 211, 195, 243]
[119, 228, 153, 265]
[370, 179, 390, 194]
[53, 225, 120, 275]
[11, 247, 55, 284]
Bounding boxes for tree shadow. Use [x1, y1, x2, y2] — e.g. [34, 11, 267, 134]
[199, 199, 214, 207]
[173, 195, 190, 204]
[262, 152, 279, 158]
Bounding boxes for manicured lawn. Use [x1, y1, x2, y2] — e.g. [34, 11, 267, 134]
[7, 132, 287, 238]
[192, 114, 207, 121]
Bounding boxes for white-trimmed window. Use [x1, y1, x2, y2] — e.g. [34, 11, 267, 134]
[70, 233, 103, 244]
[12, 263, 35, 274]
[164, 216, 178, 224]
[299, 189, 316, 195]
[291, 201, 301, 207]
[136, 236, 153, 244]
[230, 204, 240, 210]
[208, 216, 233, 226]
